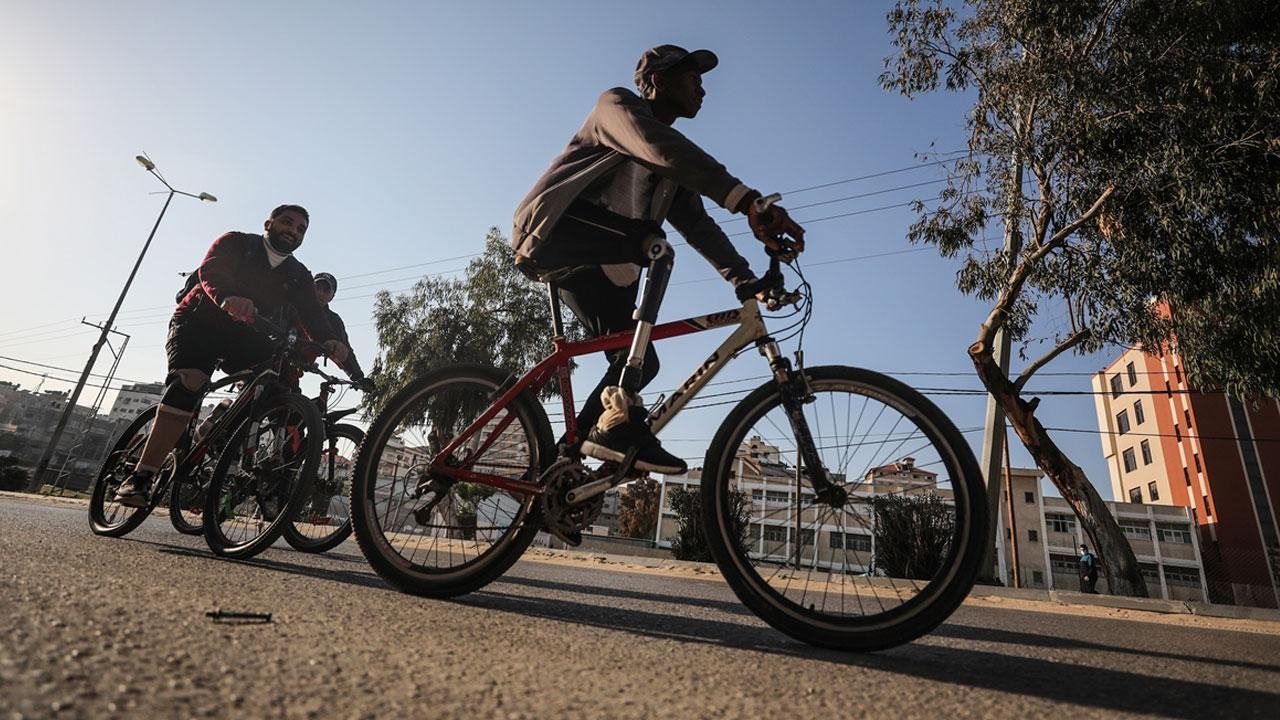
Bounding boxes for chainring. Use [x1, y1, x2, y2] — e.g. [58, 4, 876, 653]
[539, 458, 604, 545]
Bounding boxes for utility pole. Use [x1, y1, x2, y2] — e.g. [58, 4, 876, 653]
[51, 326, 128, 494]
[28, 156, 215, 491]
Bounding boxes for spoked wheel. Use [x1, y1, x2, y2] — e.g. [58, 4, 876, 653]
[89, 405, 166, 537]
[203, 393, 324, 559]
[350, 365, 554, 597]
[283, 423, 364, 553]
[701, 365, 988, 652]
[168, 440, 220, 536]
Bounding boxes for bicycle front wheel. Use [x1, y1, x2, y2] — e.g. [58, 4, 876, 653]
[283, 423, 363, 553]
[350, 365, 554, 597]
[701, 365, 988, 651]
[203, 393, 324, 559]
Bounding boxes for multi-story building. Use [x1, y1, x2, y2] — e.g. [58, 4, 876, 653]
[994, 467, 1206, 601]
[1092, 347, 1280, 607]
[107, 382, 164, 422]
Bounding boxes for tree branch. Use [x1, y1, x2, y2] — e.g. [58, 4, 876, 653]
[1014, 329, 1092, 390]
[1031, 185, 1116, 263]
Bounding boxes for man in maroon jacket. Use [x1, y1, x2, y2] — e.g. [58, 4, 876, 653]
[113, 204, 349, 507]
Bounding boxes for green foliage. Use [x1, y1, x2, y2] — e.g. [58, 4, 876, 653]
[453, 481, 496, 518]
[668, 486, 748, 562]
[870, 493, 955, 580]
[368, 228, 573, 414]
[882, 0, 1280, 397]
[616, 477, 660, 539]
[0, 456, 30, 492]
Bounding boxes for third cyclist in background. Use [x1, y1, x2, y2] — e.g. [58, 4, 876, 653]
[511, 44, 804, 475]
[311, 272, 375, 393]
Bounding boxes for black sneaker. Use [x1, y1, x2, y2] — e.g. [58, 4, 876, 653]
[113, 470, 155, 508]
[581, 408, 687, 475]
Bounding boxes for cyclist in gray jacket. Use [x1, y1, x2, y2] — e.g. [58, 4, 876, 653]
[513, 44, 804, 475]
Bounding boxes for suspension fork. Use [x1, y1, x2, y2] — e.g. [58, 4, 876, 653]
[758, 339, 848, 507]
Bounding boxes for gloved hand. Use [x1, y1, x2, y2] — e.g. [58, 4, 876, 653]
[747, 202, 806, 254]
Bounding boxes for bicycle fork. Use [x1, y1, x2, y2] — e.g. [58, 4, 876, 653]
[759, 341, 848, 508]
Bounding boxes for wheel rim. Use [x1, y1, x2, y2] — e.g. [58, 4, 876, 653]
[710, 376, 975, 632]
[361, 374, 538, 577]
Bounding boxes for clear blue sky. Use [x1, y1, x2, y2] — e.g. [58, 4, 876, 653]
[0, 1, 1124, 499]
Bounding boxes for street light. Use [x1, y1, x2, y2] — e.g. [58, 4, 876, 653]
[29, 156, 216, 491]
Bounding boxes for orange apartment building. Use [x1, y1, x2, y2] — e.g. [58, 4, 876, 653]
[1093, 347, 1280, 607]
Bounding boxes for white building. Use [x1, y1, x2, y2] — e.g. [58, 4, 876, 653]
[107, 382, 164, 422]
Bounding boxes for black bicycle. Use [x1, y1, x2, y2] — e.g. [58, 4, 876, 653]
[281, 365, 369, 553]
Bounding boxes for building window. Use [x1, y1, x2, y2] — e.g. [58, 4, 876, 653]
[1140, 439, 1152, 465]
[1123, 448, 1137, 473]
[1202, 495, 1212, 517]
[1050, 554, 1078, 573]
[1174, 365, 1182, 383]
[1174, 423, 1181, 441]
[1133, 400, 1145, 425]
[1032, 570, 1044, 586]
[1164, 566, 1201, 588]
[1110, 374, 1123, 398]
[1156, 523, 1192, 544]
[1184, 409, 1192, 429]
[1120, 520, 1152, 541]
[1116, 410, 1131, 435]
[1193, 453, 1201, 472]
[1139, 563, 1161, 583]
[1129, 487, 1143, 503]
[1028, 529, 1039, 542]
[1164, 380, 1172, 397]
[763, 525, 787, 543]
[1147, 481, 1159, 501]
[1024, 491, 1035, 504]
[1047, 514, 1076, 534]
[1126, 362, 1137, 386]
[1184, 467, 1192, 486]
[829, 532, 872, 552]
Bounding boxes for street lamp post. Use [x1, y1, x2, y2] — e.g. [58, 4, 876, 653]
[28, 156, 216, 491]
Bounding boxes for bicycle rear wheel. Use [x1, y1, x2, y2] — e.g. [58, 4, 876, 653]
[168, 440, 220, 536]
[701, 365, 988, 651]
[203, 393, 324, 559]
[283, 423, 363, 553]
[89, 405, 164, 537]
[350, 365, 554, 597]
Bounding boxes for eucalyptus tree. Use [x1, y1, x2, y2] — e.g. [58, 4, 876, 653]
[882, 0, 1278, 595]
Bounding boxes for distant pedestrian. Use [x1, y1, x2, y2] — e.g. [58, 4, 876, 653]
[1078, 544, 1100, 593]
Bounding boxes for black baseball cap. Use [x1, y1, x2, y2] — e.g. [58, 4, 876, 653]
[634, 45, 718, 98]
[314, 272, 337, 293]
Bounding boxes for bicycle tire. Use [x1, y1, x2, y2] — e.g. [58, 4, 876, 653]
[203, 392, 324, 559]
[168, 441, 218, 536]
[350, 365, 555, 597]
[89, 405, 166, 537]
[701, 365, 988, 651]
[283, 423, 364, 553]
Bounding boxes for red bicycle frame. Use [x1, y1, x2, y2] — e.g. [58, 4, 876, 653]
[432, 297, 781, 496]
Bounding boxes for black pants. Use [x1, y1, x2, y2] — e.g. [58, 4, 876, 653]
[533, 200, 666, 436]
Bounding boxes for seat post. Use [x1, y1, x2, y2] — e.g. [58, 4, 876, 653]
[547, 281, 565, 339]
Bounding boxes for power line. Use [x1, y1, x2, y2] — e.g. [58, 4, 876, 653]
[0, 355, 148, 385]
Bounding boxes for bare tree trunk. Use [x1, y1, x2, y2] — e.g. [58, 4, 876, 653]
[970, 340, 1149, 597]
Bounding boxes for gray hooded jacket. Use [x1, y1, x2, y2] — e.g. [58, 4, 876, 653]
[512, 87, 756, 286]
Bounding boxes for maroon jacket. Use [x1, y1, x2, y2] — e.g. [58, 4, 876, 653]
[176, 231, 338, 343]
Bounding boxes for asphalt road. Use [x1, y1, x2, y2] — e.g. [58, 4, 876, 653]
[3, 493, 1279, 719]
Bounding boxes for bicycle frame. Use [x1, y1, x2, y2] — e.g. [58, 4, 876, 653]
[433, 296, 802, 497]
